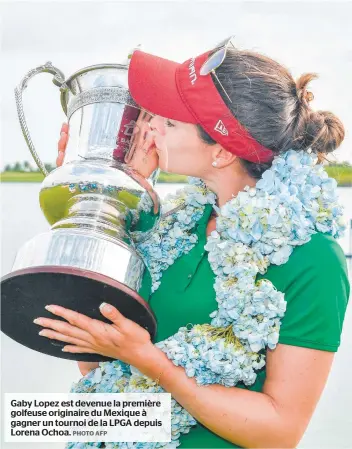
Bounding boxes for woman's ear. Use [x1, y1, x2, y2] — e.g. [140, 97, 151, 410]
[211, 146, 237, 167]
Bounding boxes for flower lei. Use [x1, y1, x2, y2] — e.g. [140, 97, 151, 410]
[66, 150, 345, 449]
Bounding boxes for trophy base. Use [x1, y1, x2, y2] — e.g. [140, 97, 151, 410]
[1, 266, 157, 362]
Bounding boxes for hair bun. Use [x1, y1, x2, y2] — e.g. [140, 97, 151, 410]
[294, 73, 345, 154]
[306, 110, 345, 154]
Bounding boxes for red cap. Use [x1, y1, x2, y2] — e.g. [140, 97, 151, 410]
[128, 50, 274, 163]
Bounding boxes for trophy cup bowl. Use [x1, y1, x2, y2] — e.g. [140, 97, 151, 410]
[1, 58, 161, 361]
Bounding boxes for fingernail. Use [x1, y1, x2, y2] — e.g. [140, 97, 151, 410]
[62, 347, 67, 352]
[60, 132, 66, 137]
[38, 330, 46, 336]
[99, 302, 112, 312]
[45, 305, 55, 312]
[33, 318, 43, 325]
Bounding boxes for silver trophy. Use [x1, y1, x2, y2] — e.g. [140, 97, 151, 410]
[1, 56, 161, 361]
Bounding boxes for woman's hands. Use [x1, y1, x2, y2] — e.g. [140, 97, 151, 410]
[57, 123, 69, 167]
[56, 111, 159, 178]
[124, 110, 159, 178]
[33, 303, 155, 369]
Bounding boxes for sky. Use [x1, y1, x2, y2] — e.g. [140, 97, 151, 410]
[0, 0, 351, 168]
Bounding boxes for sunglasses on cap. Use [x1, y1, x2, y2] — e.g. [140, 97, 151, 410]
[199, 36, 236, 103]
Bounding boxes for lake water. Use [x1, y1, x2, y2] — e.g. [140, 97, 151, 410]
[1, 183, 351, 449]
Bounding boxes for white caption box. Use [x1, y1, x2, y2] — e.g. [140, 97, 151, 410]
[5, 393, 171, 443]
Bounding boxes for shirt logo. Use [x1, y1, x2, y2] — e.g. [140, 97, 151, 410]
[188, 57, 197, 85]
[214, 120, 228, 136]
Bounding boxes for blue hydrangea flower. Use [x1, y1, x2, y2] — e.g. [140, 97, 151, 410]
[67, 149, 345, 449]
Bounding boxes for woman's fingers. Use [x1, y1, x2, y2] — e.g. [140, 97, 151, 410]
[33, 316, 95, 344]
[56, 151, 65, 167]
[58, 123, 69, 151]
[44, 305, 105, 336]
[62, 346, 98, 354]
[57, 123, 69, 167]
[58, 133, 68, 151]
[61, 123, 69, 134]
[99, 302, 127, 327]
[38, 329, 92, 348]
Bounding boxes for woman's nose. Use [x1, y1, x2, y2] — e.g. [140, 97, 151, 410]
[149, 115, 165, 135]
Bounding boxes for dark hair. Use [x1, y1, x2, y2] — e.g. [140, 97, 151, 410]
[197, 46, 345, 178]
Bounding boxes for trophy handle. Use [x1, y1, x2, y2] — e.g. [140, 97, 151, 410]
[14, 62, 68, 176]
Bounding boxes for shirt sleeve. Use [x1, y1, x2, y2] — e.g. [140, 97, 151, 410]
[259, 233, 350, 352]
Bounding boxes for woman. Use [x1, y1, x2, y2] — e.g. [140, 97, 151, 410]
[37, 39, 350, 448]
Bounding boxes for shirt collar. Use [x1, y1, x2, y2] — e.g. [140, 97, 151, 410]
[195, 203, 215, 232]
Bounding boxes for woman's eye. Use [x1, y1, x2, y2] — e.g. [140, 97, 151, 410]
[165, 119, 175, 127]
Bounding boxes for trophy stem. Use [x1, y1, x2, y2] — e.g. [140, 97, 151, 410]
[51, 193, 134, 246]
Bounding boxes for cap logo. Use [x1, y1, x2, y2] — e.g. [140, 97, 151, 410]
[188, 57, 197, 85]
[214, 119, 228, 136]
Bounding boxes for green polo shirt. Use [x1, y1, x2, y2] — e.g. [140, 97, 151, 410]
[138, 202, 350, 448]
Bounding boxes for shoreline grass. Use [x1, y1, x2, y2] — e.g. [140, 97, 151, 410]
[0, 171, 189, 184]
[1, 166, 351, 186]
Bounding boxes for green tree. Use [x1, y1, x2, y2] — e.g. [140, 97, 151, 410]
[13, 162, 23, 172]
[23, 161, 32, 172]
